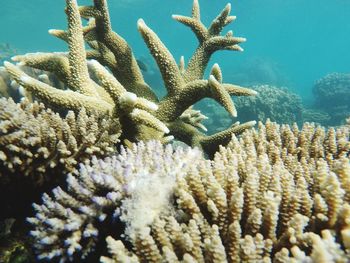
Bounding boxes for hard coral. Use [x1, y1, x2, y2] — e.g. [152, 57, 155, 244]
[0, 98, 120, 186]
[0, 97, 120, 217]
[4, 0, 256, 156]
[27, 141, 204, 262]
[28, 121, 350, 262]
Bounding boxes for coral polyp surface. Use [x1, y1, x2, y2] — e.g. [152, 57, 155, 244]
[4, 0, 257, 156]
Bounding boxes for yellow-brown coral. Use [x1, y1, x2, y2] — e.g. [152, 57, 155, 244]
[101, 121, 350, 262]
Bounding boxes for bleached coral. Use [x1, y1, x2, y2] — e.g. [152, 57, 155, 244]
[4, 0, 256, 155]
[27, 141, 204, 262]
[28, 121, 350, 262]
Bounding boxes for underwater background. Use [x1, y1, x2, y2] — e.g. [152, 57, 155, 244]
[2, 0, 350, 132]
[0, 1, 350, 262]
[2, 0, 350, 99]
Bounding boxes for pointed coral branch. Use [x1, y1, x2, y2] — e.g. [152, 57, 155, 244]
[173, 0, 246, 82]
[137, 19, 185, 95]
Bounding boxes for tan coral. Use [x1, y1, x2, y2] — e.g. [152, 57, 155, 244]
[0, 97, 120, 186]
[99, 121, 350, 262]
[26, 121, 349, 261]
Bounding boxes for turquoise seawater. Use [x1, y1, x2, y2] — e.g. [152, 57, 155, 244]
[0, 0, 350, 98]
[1, 0, 349, 107]
[0, 0, 350, 263]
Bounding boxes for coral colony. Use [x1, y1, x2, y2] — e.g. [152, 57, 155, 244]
[0, 0, 349, 262]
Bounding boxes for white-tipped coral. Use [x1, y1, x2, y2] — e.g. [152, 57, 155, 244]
[101, 122, 349, 263]
[27, 140, 205, 262]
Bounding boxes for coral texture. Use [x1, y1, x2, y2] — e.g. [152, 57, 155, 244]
[0, 97, 120, 185]
[234, 85, 303, 125]
[4, 0, 256, 156]
[313, 73, 350, 126]
[27, 141, 203, 262]
[28, 121, 350, 262]
[0, 97, 120, 218]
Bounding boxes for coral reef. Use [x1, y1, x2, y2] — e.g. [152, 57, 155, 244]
[302, 108, 331, 126]
[28, 121, 350, 262]
[27, 141, 203, 262]
[200, 85, 303, 134]
[2, 0, 349, 262]
[0, 64, 65, 103]
[312, 73, 350, 126]
[4, 0, 256, 156]
[0, 97, 120, 218]
[0, 97, 120, 185]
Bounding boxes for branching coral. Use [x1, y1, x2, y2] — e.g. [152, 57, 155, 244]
[27, 141, 204, 262]
[4, 0, 256, 156]
[0, 97, 120, 217]
[0, 97, 120, 185]
[28, 121, 350, 262]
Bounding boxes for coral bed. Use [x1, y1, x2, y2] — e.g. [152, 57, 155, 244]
[0, 0, 349, 262]
[28, 122, 350, 262]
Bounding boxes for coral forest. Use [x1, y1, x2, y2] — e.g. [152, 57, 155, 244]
[0, 0, 349, 262]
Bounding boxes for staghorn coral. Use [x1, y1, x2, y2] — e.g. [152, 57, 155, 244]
[28, 121, 350, 262]
[0, 97, 120, 218]
[3, 0, 256, 156]
[0, 64, 66, 103]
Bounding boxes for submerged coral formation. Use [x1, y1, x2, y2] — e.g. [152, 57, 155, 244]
[27, 141, 203, 262]
[1, 0, 349, 262]
[4, 0, 256, 156]
[0, 97, 120, 186]
[0, 97, 120, 218]
[201, 85, 303, 134]
[234, 85, 303, 125]
[312, 73, 350, 126]
[28, 121, 350, 262]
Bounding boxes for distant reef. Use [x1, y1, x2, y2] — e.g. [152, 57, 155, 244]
[200, 85, 303, 134]
[308, 73, 350, 126]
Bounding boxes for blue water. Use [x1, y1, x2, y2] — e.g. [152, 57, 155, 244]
[1, 0, 350, 101]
